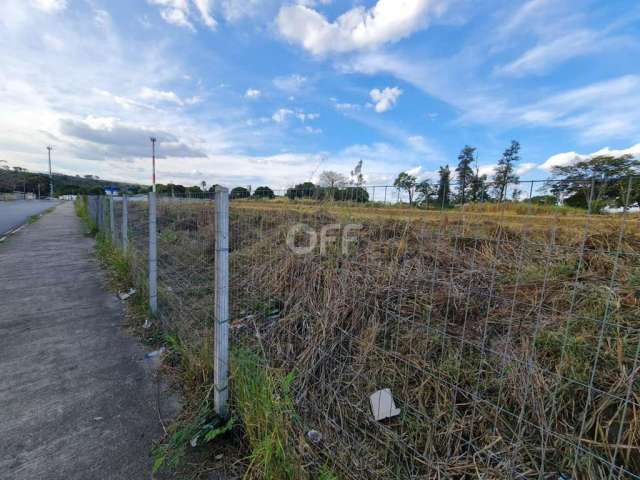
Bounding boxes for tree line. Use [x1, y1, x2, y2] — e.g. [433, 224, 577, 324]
[393, 141, 640, 210]
[393, 141, 521, 207]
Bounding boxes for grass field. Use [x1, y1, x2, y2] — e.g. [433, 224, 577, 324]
[81, 195, 640, 479]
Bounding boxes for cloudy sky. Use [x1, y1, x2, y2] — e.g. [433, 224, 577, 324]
[1, 0, 639, 189]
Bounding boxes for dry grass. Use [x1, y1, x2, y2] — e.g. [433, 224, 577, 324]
[107, 197, 640, 479]
[228, 202, 640, 479]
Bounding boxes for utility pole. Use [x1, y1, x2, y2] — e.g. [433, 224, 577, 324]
[150, 137, 157, 193]
[47, 145, 53, 199]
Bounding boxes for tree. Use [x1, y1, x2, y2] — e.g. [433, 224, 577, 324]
[530, 195, 557, 205]
[416, 179, 436, 206]
[512, 188, 522, 201]
[437, 165, 451, 207]
[393, 172, 417, 205]
[230, 186, 250, 199]
[551, 154, 640, 210]
[201, 180, 207, 191]
[334, 186, 369, 202]
[319, 171, 347, 189]
[493, 140, 521, 202]
[253, 186, 275, 199]
[350, 160, 364, 186]
[286, 182, 318, 200]
[455, 145, 475, 204]
[470, 172, 489, 202]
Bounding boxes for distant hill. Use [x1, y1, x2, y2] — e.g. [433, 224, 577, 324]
[0, 167, 148, 197]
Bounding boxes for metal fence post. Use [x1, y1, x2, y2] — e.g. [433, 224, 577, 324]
[109, 193, 115, 242]
[122, 194, 128, 253]
[148, 192, 158, 316]
[214, 186, 229, 418]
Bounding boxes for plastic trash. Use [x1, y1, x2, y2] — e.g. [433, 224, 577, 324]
[369, 388, 401, 421]
[142, 319, 152, 329]
[144, 347, 165, 359]
[118, 288, 136, 300]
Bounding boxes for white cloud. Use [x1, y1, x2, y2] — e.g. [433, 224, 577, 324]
[245, 88, 261, 98]
[369, 86, 402, 113]
[192, 0, 217, 28]
[539, 152, 585, 172]
[499, 0, 555, 37]
[148, 0, 217, 30]
[273, 74, 308, 93]
[406, 135, 432, 154]
[272, 108, 318, 123]
[277, 0, 450, 55]
[139, 87, 184, 105]
[477, 164, 497, 177]
[305, 125, 322, 134]
[496, 30, 603, 77]
[59, 116, 206, 159]
[540, 144, 640, 171]
[516, 162, 537, 176]
[334, 102, 360, 111]
[296, 112, 319, 122]
[517, 75, 640, 141]
[406, 165, 423, 177]
[30, 0, 67, 12]
[272, 108, 293, 123]
[185, 95, 202, 105]
[160, 6, 194, 30]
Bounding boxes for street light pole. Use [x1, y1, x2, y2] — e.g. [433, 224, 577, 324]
[150, 137, 157, 192]
[47, 145, 53, 199]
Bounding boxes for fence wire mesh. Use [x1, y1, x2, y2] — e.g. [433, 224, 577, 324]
[83, 174, 639, 479]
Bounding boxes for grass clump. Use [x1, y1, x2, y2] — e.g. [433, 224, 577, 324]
[74, 196, 98, 234]
[231, 348, 306, 480]
[152, 385, 235, 474]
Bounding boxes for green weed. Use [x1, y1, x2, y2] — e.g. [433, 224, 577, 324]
[231, 348, 305, 480]
[152, 387, 235, 474]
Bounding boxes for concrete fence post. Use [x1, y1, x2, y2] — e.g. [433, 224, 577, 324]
[148, 192, 158, 316]
[214, 186, 230, 418]
[102, 196, 108, 232]
[122, 194, 128, 253]
[97, 196, 103, 231]
[95, 196, 99, 229]
[109, 193, 115, 243]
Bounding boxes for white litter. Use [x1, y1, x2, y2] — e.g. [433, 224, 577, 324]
[142, 319, 152, 329]
[306, 430, 322, 444]
[118, 288, 136, 300]
[144, 347, 165, 359]
[369, 388, 401, 421]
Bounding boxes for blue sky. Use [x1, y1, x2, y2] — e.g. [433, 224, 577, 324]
[1, 0, 639, 189]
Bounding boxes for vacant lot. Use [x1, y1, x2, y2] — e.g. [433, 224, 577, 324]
[97, 196, 640, 479]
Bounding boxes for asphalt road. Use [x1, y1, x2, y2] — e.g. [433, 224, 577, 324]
[0, 200, 60, 236]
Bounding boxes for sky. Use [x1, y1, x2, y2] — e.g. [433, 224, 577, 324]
[1, 0, 639, 190]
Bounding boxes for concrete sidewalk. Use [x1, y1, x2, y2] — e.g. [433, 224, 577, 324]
[0, 202, 174, 479]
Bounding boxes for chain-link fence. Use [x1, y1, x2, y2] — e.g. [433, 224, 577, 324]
[82, 175, 640, 479]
